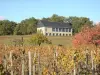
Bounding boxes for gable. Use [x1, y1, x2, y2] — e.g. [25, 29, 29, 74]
[37, 20, 45, 28]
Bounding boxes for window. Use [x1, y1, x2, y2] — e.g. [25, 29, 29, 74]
[59, 28, 62, 32]
[63, 34, 65, 36]
[66, 28, 68, 32]
[69, 34, 71, 36]
[49, 33, 51, 36]
[53, 33, 55, 36]
[56, 33, 58, 36]
[66, 34, 68, 36]
[59, 33, 61, 36]
[56, 28, 58, 32]
[52, 28, 55, 32]
[62, 28, 65, 32]
[69, 28, 71, 32]
[39, 29, 42, 32]
[46, 33, 48, 36]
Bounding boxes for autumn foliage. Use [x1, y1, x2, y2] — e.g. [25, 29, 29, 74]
[73, 24, 100, 47]
[0, 24, 100, 74]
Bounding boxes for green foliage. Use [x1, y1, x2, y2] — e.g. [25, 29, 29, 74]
[42, 14, 93, 34]
[42, 14, 65, 23]
[49, 14, 65, 22]
[14, 17, 37, 35]
[29, 33, 52, 46]
[66, 16, 93, 34]
[0, 20, 17, 35]
[14, 24, 21, 35]
[0, 14, 93, 35]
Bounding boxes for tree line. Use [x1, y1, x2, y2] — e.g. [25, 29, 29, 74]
[0, 14, 93, 35]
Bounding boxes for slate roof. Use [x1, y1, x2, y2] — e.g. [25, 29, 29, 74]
[39, 20, 72, 28]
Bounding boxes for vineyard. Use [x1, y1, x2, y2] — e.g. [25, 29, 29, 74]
[0, 44, 100, 75]
[0, 25, 100, 75]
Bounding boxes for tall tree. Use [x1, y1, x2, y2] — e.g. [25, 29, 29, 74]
[42, 14, 65, 22]
[0, 20, 17, 35]
[67, 16, 93, 34]
[49, 14, 65, 22]
[42, 17, 50, 21]
[42, 15, 93, 34]
[14, 17, 38, 35]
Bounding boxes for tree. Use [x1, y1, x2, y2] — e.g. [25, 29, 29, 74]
[0, 15, 93, 35]
[42, 14, 65, 23]
[73, 25, 100, 47]
[42, 15, 93, 34]
[29, 32, 52, 46]
[14, 24, 21, 35]
[42, 17, 50, 21]
[0, 20, 17, 35]
[14, 17, 37, 35]
[66, 16, 93, 34]
[49, 14, 65, 22]
[73, 25, 100, 75]
[14, 23, 28, 35]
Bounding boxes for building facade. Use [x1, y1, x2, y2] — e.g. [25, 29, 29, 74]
[37, 20, 72, 36]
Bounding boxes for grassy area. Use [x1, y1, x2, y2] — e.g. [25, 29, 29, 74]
[0, 35, 73, 46]
[47, 36, 72, 46]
